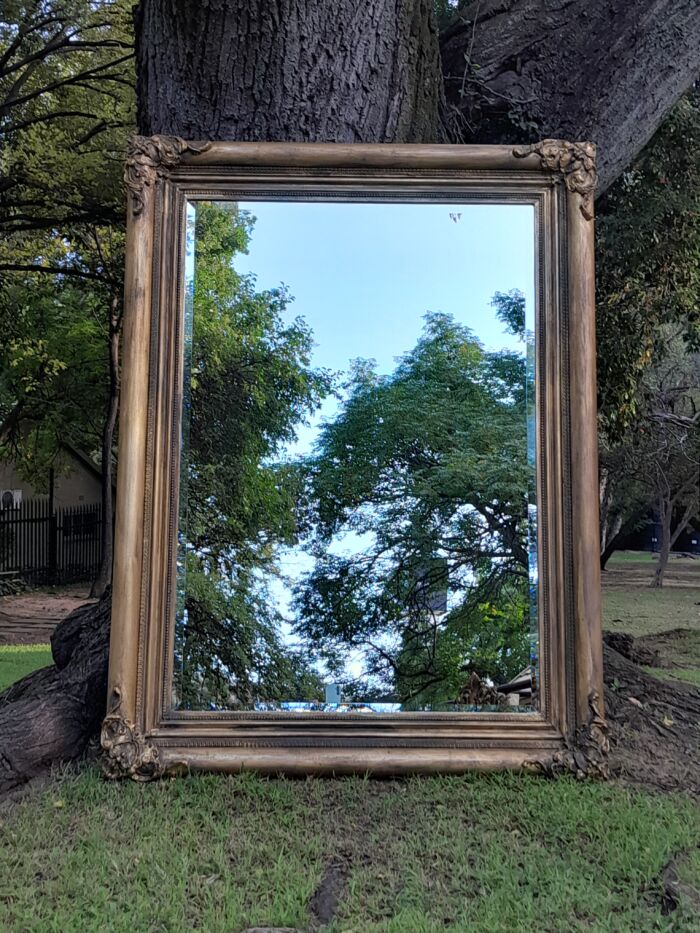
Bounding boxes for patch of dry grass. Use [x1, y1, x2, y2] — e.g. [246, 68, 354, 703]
[602, 554, 700, 637]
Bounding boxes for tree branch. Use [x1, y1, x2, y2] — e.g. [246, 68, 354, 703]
[0, 263, 114, 284]
[0, 53, 134, 117]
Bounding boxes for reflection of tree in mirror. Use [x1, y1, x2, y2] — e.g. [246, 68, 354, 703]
[175, 201, 536, 712]
[296, 292, 530, 708]
[174, 201, 330, 708]
[293, 297, 535, 709]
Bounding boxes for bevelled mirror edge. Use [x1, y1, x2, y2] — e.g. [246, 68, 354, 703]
[103, 139, 605, 782]
[167, 193, 541, 721]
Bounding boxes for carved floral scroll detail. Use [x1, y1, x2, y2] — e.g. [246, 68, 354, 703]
[125, 135, 211, 216]
[514, 139, 598, 221]
[527, 691, 610, 780]
[101, 687, 163, 782]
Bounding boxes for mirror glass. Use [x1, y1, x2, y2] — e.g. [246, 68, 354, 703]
[172, 199, 538, 713]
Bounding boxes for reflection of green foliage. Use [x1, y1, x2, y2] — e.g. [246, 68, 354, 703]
[175, 212, 533, 710]
[174, 202, 329, 708]
[175, 554, 322, 709]
[294, 300, 533, 705]
[186, 202, 331, 565]
[397, 587, 530, 710]
[491, 289, 526, 339]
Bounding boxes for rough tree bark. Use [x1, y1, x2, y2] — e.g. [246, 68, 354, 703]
[602, 636, 700, 795]
[0, 596, 111, 795]
[1, 0, 699, 793]
[441, 0, 700, 192]
[652, 489, 696, 588]
[135, 0, 446, 143]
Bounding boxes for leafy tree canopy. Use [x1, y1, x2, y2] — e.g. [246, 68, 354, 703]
[0, 256, 120, 479]
[596, 90, 700, 439]
[0, 0, 134, 237]
[0, 1, 132, 494]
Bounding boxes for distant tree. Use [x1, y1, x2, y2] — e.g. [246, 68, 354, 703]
[0, 225, 125, 597]
[595, 92, 700, 570]
[598, 336, 700, 584]
[598, 440, 648, 571]
[293, 298, 534, 705]
[0, 252, 119, 463]
[639, 343, 700, 587]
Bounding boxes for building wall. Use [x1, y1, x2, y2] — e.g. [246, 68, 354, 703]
[0, 456, 103, 509]
[0, 462, 42, 507]
[52, 463, 102, 508]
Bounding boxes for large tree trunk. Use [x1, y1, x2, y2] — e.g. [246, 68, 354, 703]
[600, 509, 646, 571]
[135, 0, 700, 194]
[2, 0, 700, 793]
[440, 0, 700, 192]
[652, 494, 673, 588]
[135, 0, 445, 143]
[652, 493, 696, 587]
[0, 595, 110, 795]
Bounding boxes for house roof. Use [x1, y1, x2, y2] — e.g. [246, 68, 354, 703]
[60, 443, 117, 490]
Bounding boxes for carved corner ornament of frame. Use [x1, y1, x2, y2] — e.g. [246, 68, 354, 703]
[101, 688, 163, 782]
[125, 135, 211, 216]
[527, 691, 610, 780]
[513, 139, 598, 221]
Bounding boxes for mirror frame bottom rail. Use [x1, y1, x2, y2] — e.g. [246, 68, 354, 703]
[103, 139, 607, 781]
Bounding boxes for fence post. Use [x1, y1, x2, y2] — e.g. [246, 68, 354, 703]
[48, 513, 57, 585]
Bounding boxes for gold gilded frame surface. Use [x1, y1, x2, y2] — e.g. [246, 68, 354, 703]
[103, 139, 606, 780]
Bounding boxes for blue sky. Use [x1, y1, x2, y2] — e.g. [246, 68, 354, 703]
[234, 200, 534, 373]
[230, 200, 535, 456]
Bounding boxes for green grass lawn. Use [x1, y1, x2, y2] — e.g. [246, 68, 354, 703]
[606, 550, 656, 563]
[0, 768, 698, 932]
[603, 584, 700, 636]
[0, 644, 52, 692]
[602, 554, 700, 689]
[644, 664, 700, 689]
[602, 554, 700, 637]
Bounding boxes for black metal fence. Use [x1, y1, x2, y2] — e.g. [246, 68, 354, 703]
[616, 520, 700, 555]
[0, 499, 102, 586]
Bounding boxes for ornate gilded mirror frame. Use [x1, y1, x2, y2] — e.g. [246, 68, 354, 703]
[102, 139, 607, 781]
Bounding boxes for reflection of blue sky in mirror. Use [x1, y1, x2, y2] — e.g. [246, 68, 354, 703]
[179, 200, 537, 696]
[233, 201, 535, 458]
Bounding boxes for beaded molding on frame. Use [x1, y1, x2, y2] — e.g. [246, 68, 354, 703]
[514, 139, 597, 221]
[125, 135, 211, 216]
